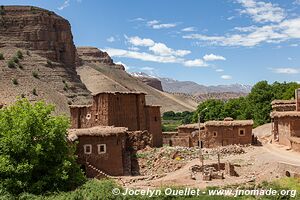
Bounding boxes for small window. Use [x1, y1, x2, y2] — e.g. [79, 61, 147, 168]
[86, 113, 91, 120]
[239, 129, 245, 136]
[84, 144, 92, 154]
[213, 131, 218, 137]
[95, 114, 98, 121]
[98, 144, 106, 154]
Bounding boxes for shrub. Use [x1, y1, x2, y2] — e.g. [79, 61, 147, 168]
[12, 78, 18, 85]
[7, 60, 15, 68]
[0, 53, 4, 60]
[12, 56, 19, 63]
[16, 50, 23, 59]
[26, 50, 31, 56]
[63, 82, 69, 91]
[46, 60, 53, 67]
[32, 88, 37, 96]
[32, 71, 39, 78]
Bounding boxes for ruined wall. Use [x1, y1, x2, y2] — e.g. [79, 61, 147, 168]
[168, 136, 192, 147]
[204, 125, 252, 148]
[277, 162, 300, 178]
[145, 106, 163, 147]
[76, 135, 126, 177]
[178, 127, 199, 147]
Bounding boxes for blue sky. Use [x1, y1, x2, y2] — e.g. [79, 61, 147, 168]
[1, 0, 300, 86]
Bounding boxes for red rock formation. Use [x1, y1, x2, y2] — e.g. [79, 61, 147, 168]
[77, 47, 125, 70]
[0, 6, 76, 67]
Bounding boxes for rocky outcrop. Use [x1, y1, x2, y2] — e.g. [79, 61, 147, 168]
[0, 6, 76, 67]
[136, 76, 163, 91]
[0, 6, 91, 113]
[77, 47, 125, 70]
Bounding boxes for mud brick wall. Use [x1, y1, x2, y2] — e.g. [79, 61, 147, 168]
[169, 136, 192, 147]
[204, 125, 252, 147]
[277, 118, 292, 147]
[108, 93, 147, 131]
[145, 106, 163, 147]
[277, 162, 300, 178]
[178, 127, 199, 147]
[76, 134, 126, 177]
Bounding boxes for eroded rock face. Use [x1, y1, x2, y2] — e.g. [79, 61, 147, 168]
[0, 6, 76, 67]
[77, 47, 125, 70]
[137, 77, 163, 91]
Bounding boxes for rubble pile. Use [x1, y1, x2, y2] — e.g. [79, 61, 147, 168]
[211, 145, 247, 156]
[135, 146, 201, 176]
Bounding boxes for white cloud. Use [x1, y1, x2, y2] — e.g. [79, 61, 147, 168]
[147, 20, 177, 29]
[107, 36, 115, 43]
[183, 16, 300, 47]
[115, 61, 129, 71]
[294, 0, 300, 5]
[58, 0, 70, 10]
[181, 27, 197, 32]
[227, 16, 235, 20]
[105, 48, 183, 64]
[288, 57, 293, 61]
[290, 44, 299, 47]
[203, 54, 226, 61]
[237, 0, 286, 23]
[126, 36, 155, 47]
[149, 43, 191, 57]
[130, 17, 145, 22]
[183, 59, 208, 67]
[216, 69, 224, 72]
[128, 46, 140, 51]
[221, 75, 232, 80]
[271, 68, 300, 74]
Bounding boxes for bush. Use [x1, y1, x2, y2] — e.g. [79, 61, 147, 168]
[0, 99, 86, 194]
[7, 60, 15, 68]
[32, 88, 37, 96]
[46, 60, 53, 67]
[26, 50, 31, 56]
[63, 82, 69, 91]
[0, 53, 4, 60]
[16, 50, 23, 59]
[12, 78, 18, 85]
[32, 71, 39, 78]
[12, 56, 19, 63]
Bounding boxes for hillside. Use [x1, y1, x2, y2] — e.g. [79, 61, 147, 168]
[76, 47, 198, 112]
[0, 6, 91, 114]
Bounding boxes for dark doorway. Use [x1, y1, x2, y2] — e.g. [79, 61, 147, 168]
[169, 140, 173, 147]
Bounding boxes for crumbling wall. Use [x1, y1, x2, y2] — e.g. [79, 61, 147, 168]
[126, 130, 152, 151]
[277, 162, 300, 178]
[277, 118, 292, 148]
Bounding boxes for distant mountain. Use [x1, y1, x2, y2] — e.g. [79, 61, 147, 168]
[159, 77, 252, 95]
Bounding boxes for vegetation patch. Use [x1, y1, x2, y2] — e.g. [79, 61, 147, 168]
[0, 53, 4, 60]
[7, 60, 15, 68]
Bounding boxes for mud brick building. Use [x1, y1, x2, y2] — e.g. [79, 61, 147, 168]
[69, 92, 162, 147]
[271, 89, 300, 152]
[202, 118, 253, 148]
[68, 126, 130, 177]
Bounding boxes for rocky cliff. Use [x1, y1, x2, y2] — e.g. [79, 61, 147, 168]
[77, 47, 125, 70]
[0, 6, 91, 114]
[130, 72, 163, 91]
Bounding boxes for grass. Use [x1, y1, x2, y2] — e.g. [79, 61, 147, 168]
[0, 53, 4, 60]
[0, 178, 298, 200]
[12, 78, 18, 85]
[16, 50, 23, 59]
[162, 120, 182, 132]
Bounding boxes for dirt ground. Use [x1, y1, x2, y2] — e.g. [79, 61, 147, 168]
[117, 123, 300, 189]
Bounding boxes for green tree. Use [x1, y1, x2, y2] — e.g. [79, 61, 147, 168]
[193, 99, 225, 123]
[0, 99, 85, 194]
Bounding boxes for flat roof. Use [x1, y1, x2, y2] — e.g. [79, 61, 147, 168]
[204, 120, 254, 127]
[271, 111, 300, 118]
[271, 100, 295, 105]
[68, 126, 128, 141]
[92, 91, 147, 96]
[178, 123, 204, 129]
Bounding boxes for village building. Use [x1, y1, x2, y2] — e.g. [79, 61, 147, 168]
[69, 92, 162, 147]
[68, 126, 130, 178]
[271, 89, 300, 152]
[271, 100, 295, 112]
[202, 118, 254, 148]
